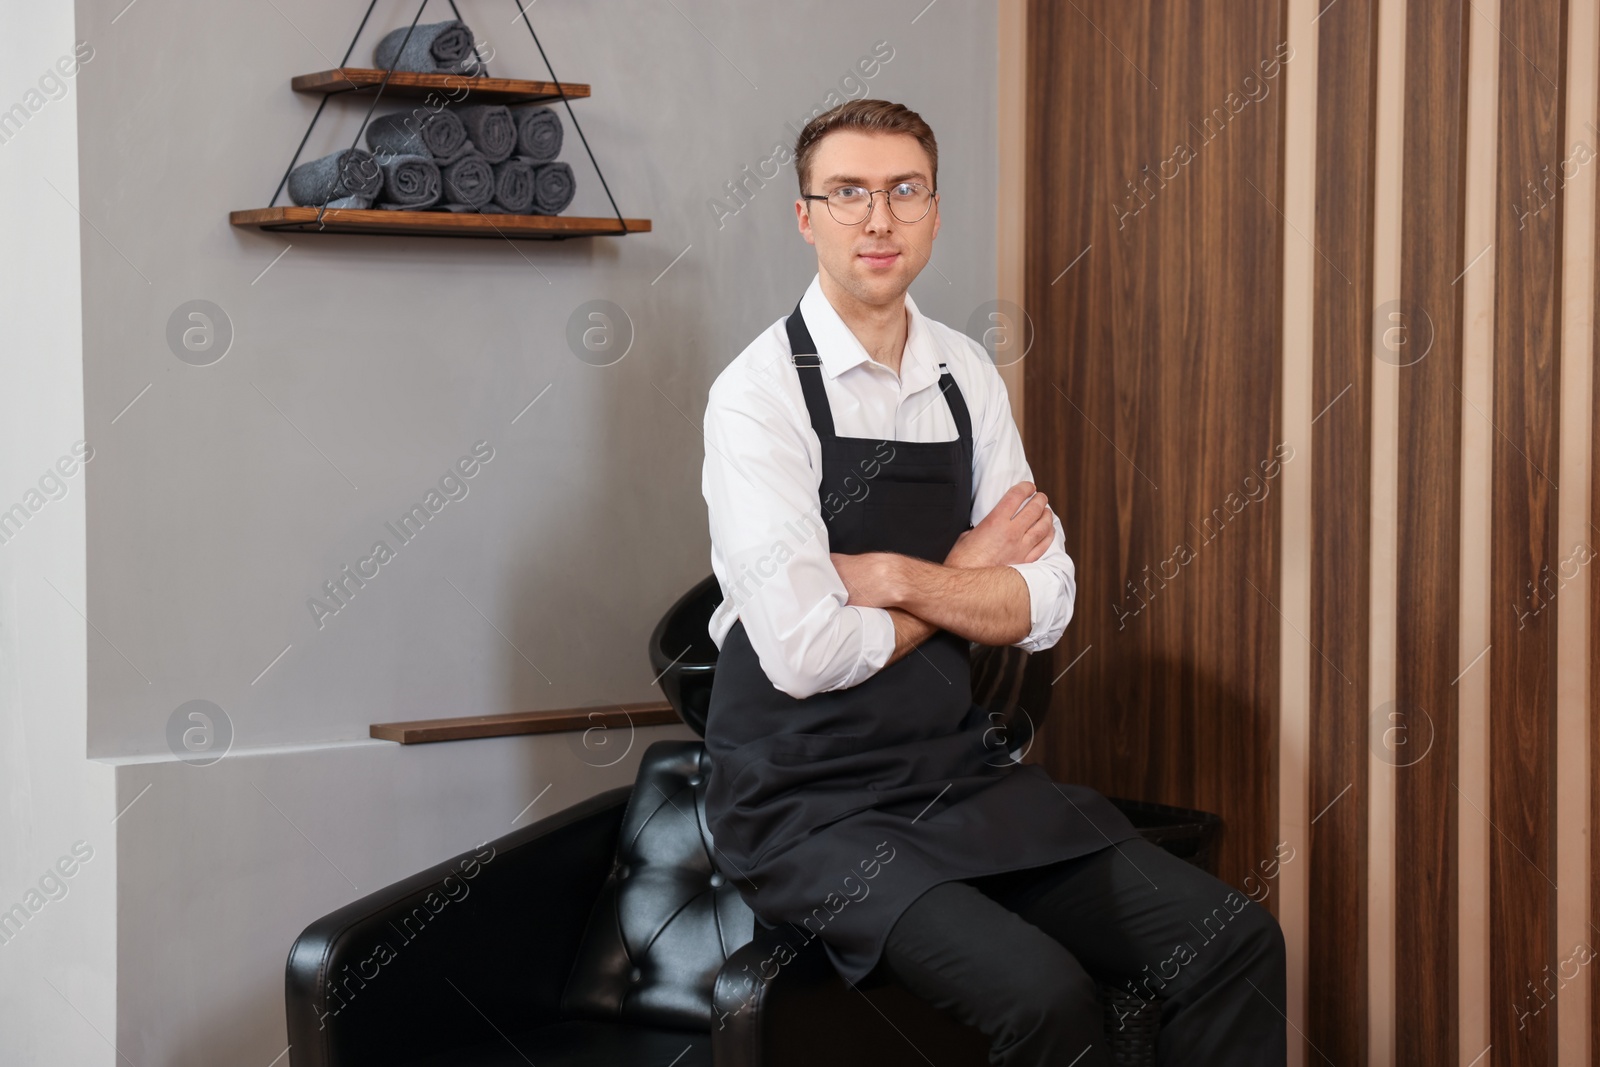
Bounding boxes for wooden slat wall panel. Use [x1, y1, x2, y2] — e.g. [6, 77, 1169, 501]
[1018, 1, 1594, 1056]
[1307, 0, 1377, 1060]
[1394, 1, 1469, 1063]
[1023, 1, 1282, 893]
[1488, 0, 1566, 1061]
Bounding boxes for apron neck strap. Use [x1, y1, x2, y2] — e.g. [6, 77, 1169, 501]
[786, 296, 973, 447]
[787, 298, 837, 440]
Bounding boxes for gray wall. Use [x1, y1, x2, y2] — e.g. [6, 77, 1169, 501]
[2, 0, 998, 1061]
[78, 0, 999, 755]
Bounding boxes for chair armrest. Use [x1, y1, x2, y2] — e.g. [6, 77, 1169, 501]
[286, 784, 632, 1067]
[710, 924, 837, 1067]
[711, 924, 989, 1067]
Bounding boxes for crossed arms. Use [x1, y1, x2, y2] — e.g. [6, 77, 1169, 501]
[830, 481, 1058, 668]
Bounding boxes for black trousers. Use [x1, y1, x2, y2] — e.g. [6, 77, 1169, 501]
[877, 836, 1287, 1066]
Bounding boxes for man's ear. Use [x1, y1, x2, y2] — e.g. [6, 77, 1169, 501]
[796, 200, 817, 246]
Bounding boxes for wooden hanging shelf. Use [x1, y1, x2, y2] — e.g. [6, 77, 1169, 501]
[291, 68, 591, 105]
[230, 205, 651, 240]
[248, 13, 643, 241]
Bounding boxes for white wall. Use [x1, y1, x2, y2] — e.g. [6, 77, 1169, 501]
[3, 0, 999, 1061]
[0, 5, 119, 1065]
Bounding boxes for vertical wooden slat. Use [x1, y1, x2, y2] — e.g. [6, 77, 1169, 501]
[1393, 1, 1469, 1064]
[1277, 1, 1320, 1054]
[1554, 1, 1599, 1058]
[1488, 0, 1566, 1060]
[1023, 0, 1282, 893]
[997, 0, 1028, 431]
[1307, 0, 1377, 1060]
[1456, 0, 1502, 1052]
[1592, 113, 1600, 1067]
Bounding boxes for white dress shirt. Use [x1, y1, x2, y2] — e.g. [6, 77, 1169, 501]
[701, 272, 1076, 701]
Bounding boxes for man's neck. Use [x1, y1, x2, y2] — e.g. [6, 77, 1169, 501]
[818, 272, 910, 377]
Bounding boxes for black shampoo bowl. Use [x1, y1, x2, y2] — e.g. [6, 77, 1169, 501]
[649, 574, 722, 736]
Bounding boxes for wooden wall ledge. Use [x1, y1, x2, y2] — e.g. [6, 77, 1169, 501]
[371, 701, 681, 744]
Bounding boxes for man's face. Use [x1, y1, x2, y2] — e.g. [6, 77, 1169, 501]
[796, 130, 940, 309]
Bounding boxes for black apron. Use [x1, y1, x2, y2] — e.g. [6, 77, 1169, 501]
[702, 295, 1143, 986]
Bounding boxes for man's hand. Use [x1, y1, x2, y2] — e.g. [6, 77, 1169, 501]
[829, 480, 1056, 611]
[946, 481, 1054, 569]
[828, 480, 1058, 656]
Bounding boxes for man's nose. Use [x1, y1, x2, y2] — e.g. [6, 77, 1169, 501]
[862, 194, 894, 230]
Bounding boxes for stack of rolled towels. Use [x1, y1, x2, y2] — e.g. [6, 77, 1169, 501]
[282, 19, 578, 216]
[286, 103, 576, 215]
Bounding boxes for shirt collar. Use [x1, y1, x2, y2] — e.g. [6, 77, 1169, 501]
[797, 272, 937, 393]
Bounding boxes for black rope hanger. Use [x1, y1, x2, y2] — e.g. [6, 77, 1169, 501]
[266, 0, 629, 236]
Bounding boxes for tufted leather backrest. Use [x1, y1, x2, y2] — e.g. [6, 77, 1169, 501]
[560, 739, 756, 1030]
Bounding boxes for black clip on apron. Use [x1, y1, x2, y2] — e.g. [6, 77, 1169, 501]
[702, 295, 1141, 986]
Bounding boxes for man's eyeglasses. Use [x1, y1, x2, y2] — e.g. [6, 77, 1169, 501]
[802, 182, 936, 225]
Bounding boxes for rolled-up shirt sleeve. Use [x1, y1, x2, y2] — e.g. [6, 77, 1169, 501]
[965, 353, 1077, 652]
[702, 374, 896, 700]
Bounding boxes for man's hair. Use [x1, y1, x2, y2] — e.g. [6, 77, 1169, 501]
[793, 100, 938, 198]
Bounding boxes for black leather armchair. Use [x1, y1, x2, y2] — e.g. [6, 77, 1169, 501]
[287, 738, 1211, 1066]
[286, 578, 1209, 1065]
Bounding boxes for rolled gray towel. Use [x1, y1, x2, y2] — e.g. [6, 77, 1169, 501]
[364, 112, 426, 156]
[529, 160, 576, 215]
[366, 109, 472, 166]
[490, 158, 535, 213]
[324, 194, 373, 209]
[453, 104, 515, 163]
[440, 152, 494, 208]
[376, 153, 441, 210]
[287, 148, 382, 206]
[373, 20, 482, 76]
[510, 106, 563, 164]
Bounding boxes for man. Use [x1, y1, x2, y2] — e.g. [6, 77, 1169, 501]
[700, 99, 1286, 1066]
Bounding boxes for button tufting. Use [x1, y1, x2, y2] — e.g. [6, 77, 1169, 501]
[629, 967, 643, 983]
[687, 775, 701, 787]
[709, 872, 724, 887]
[617, 865, 630, 879]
